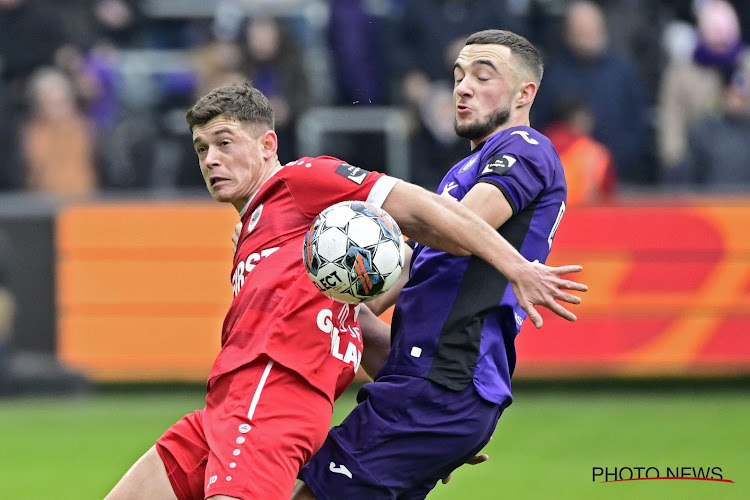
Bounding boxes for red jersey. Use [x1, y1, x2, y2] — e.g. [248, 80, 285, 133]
[209, 156, 399, 402]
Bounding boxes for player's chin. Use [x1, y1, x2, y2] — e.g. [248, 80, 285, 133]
[454, 116, 474, 129]
[210, 188, 233, 203]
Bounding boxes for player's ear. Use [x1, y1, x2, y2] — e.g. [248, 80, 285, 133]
[260, 129, 278, 159]
[516, 80, 537, 108]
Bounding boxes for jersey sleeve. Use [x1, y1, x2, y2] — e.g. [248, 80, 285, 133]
[282, 156, 400, 218]
[474, 129, 557, 214]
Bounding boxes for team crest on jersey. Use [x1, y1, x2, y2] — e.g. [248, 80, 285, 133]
[247, 204, 264, 233]
[335, 164, 370, 185]
[458, 156, 478, 174]
[481, 155, 517, 176]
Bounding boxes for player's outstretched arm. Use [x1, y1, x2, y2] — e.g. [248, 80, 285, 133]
[358, 305, 391, 378]
[381, 181, 587, 328]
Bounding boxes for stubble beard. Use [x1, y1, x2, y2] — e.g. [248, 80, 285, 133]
[454, 105, 512, 141]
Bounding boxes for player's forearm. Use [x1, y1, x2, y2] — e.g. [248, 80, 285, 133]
[386, 183, 528, 279]
[359, 306, 391, 379]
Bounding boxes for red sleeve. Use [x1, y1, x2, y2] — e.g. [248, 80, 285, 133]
[281, 156, 389, 218]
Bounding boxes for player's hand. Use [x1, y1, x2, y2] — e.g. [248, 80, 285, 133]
[441, 453, 489, 484]
[232, 222, 242, 253]
[511, 262, 588, 329]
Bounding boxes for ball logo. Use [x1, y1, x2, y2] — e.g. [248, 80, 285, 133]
[303, 201, 404, 303]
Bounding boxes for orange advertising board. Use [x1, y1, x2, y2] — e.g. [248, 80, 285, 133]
[57, 198, 750, 381]
[57, 202, 236, 381]
[515, 199, 750, 378]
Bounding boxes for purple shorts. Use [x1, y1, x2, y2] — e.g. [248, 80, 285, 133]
[299, 374, 506, 499]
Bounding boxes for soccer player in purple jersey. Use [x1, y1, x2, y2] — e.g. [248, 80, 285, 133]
[294, 29, 570, 499]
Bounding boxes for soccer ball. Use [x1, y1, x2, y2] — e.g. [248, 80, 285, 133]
[303, 201, 405, 303]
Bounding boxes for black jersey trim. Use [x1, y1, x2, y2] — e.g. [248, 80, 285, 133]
[427, 197, 539, 390]
[470, 140, 487, 153]
[477, 178, 518, 214]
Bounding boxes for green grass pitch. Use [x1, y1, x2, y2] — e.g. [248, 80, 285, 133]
[0, 385, 747, 499]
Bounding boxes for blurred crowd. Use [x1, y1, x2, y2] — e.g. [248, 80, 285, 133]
[2, 0, 750, 202]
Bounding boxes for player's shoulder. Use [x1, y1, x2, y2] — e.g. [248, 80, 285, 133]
[278, 156, 344, 181]
[281, 156, 345, 172]
[486, 127, 559, 166]
[280, 156, 379, 187]
[478, 127, 561, 180]
[487, 126, 554, 153]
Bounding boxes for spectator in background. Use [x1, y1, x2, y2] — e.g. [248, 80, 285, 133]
[0, 0, 67, 110]
[532, 0, 649, 184]
[59, 0, 144, 51]
[681, 69, 750, 186]
[327, 0, 389, 106]
[194, 39, 246, 98]
[22, 68, 96, 196]
[657, 0, 750, 181]
[240, 16, 309, 162]
[543, 96, 617, 206]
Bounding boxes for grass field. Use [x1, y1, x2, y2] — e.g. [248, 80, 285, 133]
[0, 384, 747, 499]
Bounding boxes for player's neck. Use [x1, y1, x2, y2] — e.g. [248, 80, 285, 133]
[232, 158, 283, 213]
[470, 114, 531, 149]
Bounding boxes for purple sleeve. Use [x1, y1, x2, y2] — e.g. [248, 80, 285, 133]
[475, 129, 555, 213]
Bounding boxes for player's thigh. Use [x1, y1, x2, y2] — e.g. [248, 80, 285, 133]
[300, 375, 502, 499]
[104, 445, 177, 500]
[291, 479, 317, 500]
[154, 409, 210, 500]
[203, 357, 333, 499]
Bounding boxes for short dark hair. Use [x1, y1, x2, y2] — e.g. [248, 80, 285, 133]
[186, 81, 274, 132]
[465, 30, 543, 84]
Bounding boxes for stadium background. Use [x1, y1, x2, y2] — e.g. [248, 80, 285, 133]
[0, 0, 748, 498]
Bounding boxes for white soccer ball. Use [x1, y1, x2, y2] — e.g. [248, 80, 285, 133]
[303, 201, 406, 303]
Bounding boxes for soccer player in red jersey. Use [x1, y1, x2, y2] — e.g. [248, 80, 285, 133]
[104, 81, 586, 500]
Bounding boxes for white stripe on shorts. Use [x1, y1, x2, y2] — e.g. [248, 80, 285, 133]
[247, 360, 274, 420]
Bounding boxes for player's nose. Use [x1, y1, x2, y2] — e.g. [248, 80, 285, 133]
[454, 78, 472, 97]
[204, 147, 221, 167]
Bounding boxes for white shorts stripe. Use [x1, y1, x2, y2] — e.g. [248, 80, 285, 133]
[247, 360, 274, 420]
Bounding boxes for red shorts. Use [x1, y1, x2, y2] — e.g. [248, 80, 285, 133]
[156, 356, 333, 500]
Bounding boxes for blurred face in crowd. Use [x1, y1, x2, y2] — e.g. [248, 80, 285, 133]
[698, 0, 741, 54]
[565, 1, 608, 60]
[246, 17, 281, 61]
[30, 69, 78, 121]
[453, 43, 532, 146]
[192, 116, 278, 211]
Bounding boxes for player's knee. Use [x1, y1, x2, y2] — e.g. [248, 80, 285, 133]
[291, 479, 318, 500]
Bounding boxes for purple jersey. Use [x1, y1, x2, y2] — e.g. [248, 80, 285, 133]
[378, 126, 567, 405]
